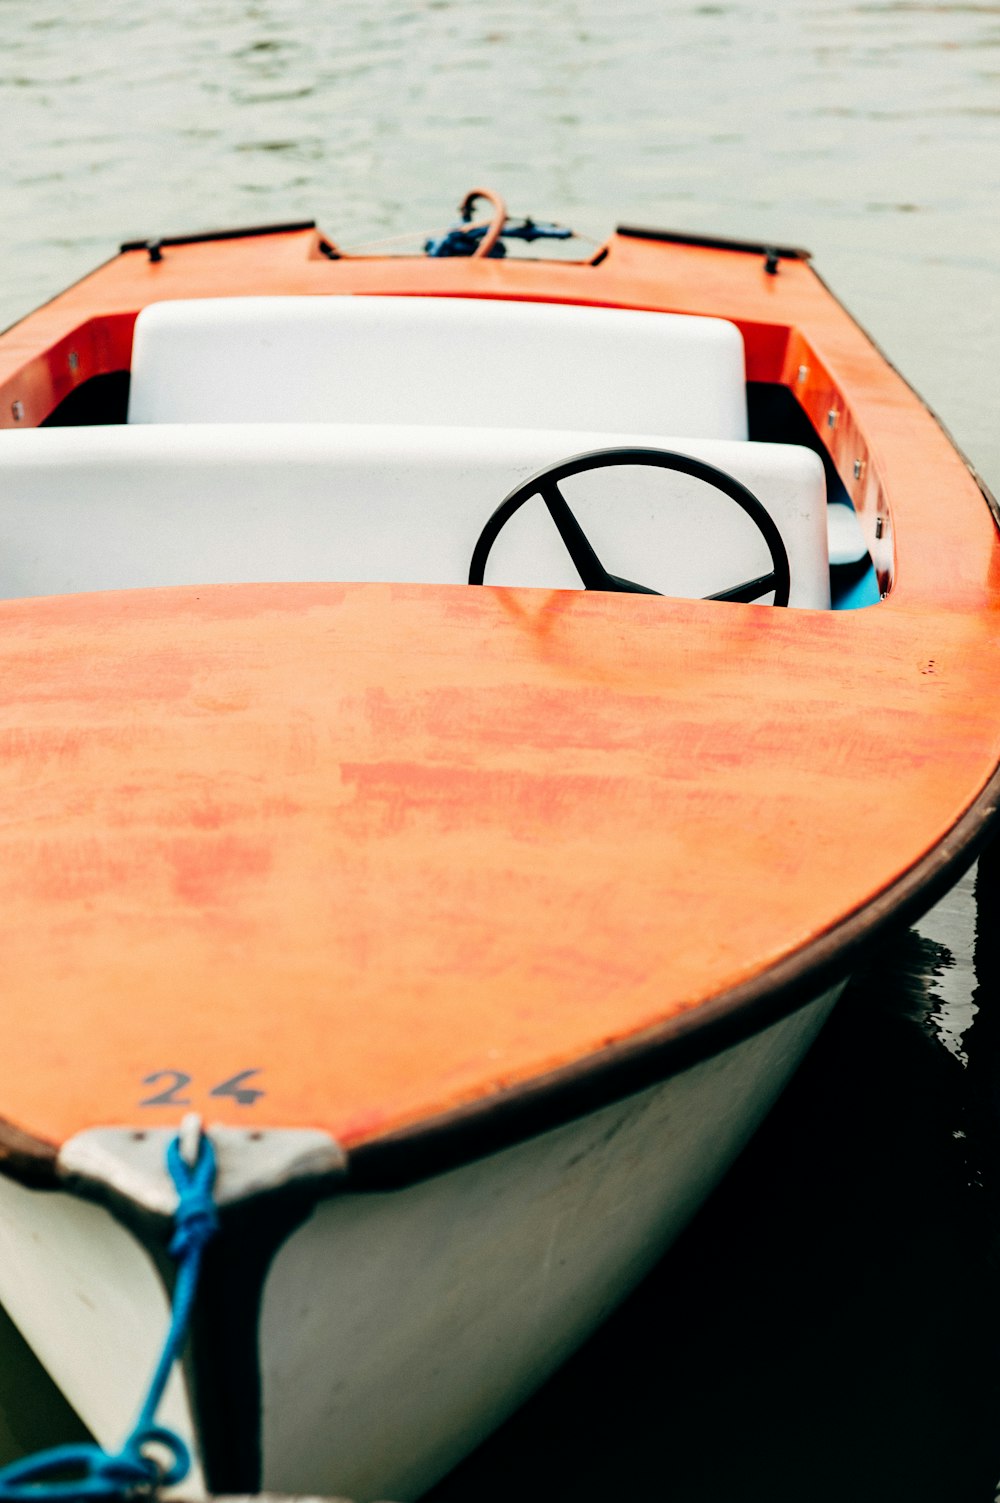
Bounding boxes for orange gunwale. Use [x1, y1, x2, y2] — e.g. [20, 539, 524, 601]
[0, 223, 998, 1187]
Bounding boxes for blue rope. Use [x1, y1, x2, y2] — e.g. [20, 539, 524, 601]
[0, 1131, 219, 1500]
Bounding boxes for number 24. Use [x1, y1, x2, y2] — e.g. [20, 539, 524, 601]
[140, 1069, 265, 1107]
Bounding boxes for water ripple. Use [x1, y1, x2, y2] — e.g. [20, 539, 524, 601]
[0, 0, 997, 489]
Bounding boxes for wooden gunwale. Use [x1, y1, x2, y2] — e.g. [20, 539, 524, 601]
[0, 224, 998, 1183]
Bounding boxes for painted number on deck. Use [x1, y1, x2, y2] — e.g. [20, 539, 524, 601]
[210, 1070, 266, 1105]
[139, 1069, 265, 1107]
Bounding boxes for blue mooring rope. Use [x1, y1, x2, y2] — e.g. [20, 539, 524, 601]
[0, 1128, 219, 1500]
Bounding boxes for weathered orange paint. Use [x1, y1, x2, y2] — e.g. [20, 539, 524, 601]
[0, 226, 997, 1153]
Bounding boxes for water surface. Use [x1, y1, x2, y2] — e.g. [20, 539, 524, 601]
[3, 0, 999, 485]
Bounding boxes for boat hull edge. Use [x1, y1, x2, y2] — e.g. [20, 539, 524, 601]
[258, 983, 842, 1501]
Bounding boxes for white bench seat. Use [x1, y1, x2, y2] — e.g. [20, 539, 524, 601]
[0, 424, 829, 609]
[127, 296, 749, 440]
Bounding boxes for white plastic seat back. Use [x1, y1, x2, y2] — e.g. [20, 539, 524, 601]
[0, 425, 828, 608]
[128, 297, 749, 440]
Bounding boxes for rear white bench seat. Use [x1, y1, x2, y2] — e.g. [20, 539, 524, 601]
[127, 296, 750, 440]
[0, 424, 829, 608]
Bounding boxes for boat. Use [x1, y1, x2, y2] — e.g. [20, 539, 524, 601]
[0, 189, 997, 1502]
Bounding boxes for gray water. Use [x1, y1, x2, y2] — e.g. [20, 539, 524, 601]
[3, 0, 999, 486]
[2, 1, 1000, 1498]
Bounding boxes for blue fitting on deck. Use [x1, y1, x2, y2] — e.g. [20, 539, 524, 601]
[425, 216, 573, 258]
[0, 1128, 219, 1501]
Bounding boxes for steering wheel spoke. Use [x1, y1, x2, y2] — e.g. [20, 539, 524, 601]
[705, 570, 778, 604]
[468, 446, 791, 610]
[540, 483, 660, 595]
[540, 482, 609, 589]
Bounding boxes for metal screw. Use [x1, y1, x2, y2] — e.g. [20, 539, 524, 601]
[796, 365, 809, 384]
[875, 516, 884, 539]
[827, 408, 839, 430]
[68, 351, 79, 373]
[11, 400, 23, 422]
[853, 458, 865, 480]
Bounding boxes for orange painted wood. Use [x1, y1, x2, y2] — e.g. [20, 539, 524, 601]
[0, 227, 998, 1152]
[0, 581, 997, 1147]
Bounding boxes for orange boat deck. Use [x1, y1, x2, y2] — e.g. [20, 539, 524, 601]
[0, 225, 997, 1182]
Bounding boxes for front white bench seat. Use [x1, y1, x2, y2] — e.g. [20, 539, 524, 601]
[127, 296, 749, 440]
[0, 425, 829, 609]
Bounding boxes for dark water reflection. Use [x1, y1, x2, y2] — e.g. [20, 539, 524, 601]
[428, 847, 1000, 1502]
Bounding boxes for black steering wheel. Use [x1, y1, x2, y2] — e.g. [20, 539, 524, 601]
[468, 446, 791, 607]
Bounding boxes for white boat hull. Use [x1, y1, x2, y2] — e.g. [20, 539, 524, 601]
[0, 985, 840, 1502]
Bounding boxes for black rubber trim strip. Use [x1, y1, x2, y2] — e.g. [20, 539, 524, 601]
[616, 224, 812, 260]
[347, 758, 1000, 1191]
[5, 222, 316, 334]
[187, 1187, 325, 1494]
[119, 220, 316, 252]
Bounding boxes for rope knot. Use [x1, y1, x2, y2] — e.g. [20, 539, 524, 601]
[0, 1430, 186, 1501]
[116, 1426, 191, 1492]
[165, 1132, 220, 1259]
